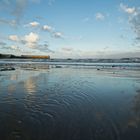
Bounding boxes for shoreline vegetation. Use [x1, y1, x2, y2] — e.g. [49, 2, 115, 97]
[0, 54, 50, 59]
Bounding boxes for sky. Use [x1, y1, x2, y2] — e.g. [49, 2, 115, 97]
[0, 0, 140, 58]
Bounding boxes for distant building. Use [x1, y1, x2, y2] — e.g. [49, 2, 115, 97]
[21, 55, 50, 59]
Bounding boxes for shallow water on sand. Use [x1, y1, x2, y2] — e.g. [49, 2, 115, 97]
[0, 67, 140, 140]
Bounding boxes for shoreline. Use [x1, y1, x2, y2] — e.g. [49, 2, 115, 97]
[0, 61, 140, 71]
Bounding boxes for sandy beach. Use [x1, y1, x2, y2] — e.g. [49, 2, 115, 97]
[0, 62, 140, 140]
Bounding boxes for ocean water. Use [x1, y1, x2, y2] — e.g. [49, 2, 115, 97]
[0, 63, 140, 140]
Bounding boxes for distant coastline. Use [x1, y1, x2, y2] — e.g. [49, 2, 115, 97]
[0, 53, 140, 63]
[0, 54, 50, 59]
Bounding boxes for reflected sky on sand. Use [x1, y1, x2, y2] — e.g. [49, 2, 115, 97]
[0, 67, 140, 140]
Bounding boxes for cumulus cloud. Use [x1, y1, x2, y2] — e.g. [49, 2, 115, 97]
[25, 43, 37, 49]
[24, 42, 54, 52]
[21, 32, 52, 52]
[95, 13, 105, 21]
[8, 32, 40, 49]
[29, 21, 40, 27]
[120, 3, 136, 15]
[42, 25, 53, 32]
[53, 32, 63, 38]
[10, 45, 19, 50]
[24, 21, 40, 28]
[0, 44, 21, 52]
[9, 35, 19, 41]
[2, 45, 21, 53]
[42, 25, 65, 39]
[23, 32, 39, 49]
[24, 32, 39, 43]
[7, 32, 52, 52]
[2, 34, 51, 54]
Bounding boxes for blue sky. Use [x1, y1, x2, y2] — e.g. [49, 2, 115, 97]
[0, 0, 140, 58]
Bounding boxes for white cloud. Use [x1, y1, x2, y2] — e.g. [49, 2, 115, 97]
[24, 21, 40, 27]
[42, 25, 65, 39]
[42, 25, 53, 32]
[25, 43, 37, 49]
[120, 3, 140, 44]
[24, 32, 39, 43]
[53, 32, 63, 38]
[24, 32, 39, 49]
[129, 10, 140, 43]
[7, 32, 53, 52]
[120, 3, 136, 15]
[10, 45, 19, 50]
[95, 13, 105, 20]
[23, 32, 53, 52]
[25, 42, 53, 52]
[9, 35, 19, 41]
[29, 21, 40, 27]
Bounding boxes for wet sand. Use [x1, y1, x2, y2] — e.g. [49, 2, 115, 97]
[0, 63, 140, 140]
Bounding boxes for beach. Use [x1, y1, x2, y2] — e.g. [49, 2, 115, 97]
[0, 61, 140, 140]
